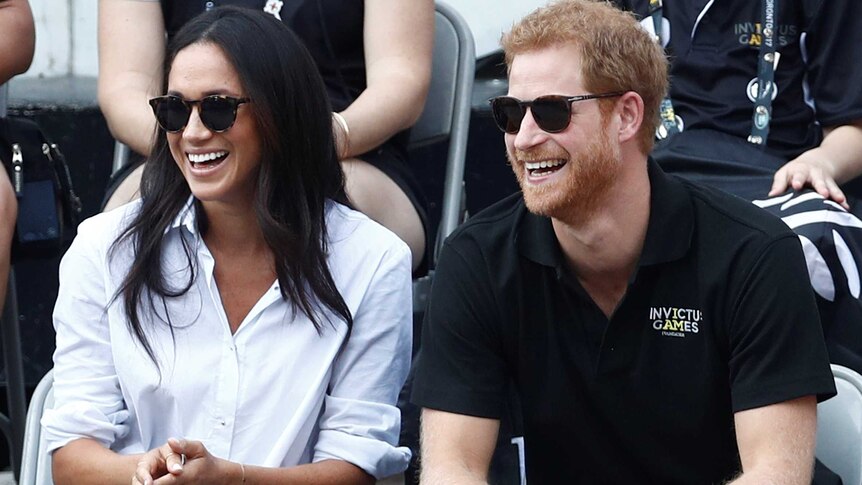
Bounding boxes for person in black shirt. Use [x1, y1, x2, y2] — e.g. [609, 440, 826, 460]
[613, 0, 862, 207]
[411, 1, 835, 483]
[612, 0, 862, 378]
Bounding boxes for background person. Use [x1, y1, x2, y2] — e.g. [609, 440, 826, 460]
[0, 0, 35, 316]
[612, 0, 862, 206]
[612, 0, 862, 374]
[411, 1, 836, 483]
[44, 7, 412, 484]
[98, 0, 433, 272]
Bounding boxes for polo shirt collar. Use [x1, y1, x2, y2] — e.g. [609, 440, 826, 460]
[638, 157, 693, 266]
[516, 158, 693, 270]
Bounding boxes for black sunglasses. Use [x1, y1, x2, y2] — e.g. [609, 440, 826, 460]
[489, 92, 626, 134]
[149, 95, 250, 133]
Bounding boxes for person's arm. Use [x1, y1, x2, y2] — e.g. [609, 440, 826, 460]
[132, 438, 373, 485]
[45, 216, 150, 484]
[419, 409, 500, 485]
[769, 121, 862, 208]
[53, 439, 147, 485]
[0, 0, 34, 85]
[335, 0, 433, 159]
[97, 0, 164, 156]
[135, 235, 413, 485]
[726, 396, 818, 485]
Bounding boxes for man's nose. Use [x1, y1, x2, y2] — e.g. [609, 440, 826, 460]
[513, 108, 550, 150]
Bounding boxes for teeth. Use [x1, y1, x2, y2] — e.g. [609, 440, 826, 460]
[525, 159, 565, 170]
[188, 151, 227, 163]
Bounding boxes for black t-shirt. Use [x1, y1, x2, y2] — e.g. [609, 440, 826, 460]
[613, 0, 862, 160]
[412, 160, 836, 484]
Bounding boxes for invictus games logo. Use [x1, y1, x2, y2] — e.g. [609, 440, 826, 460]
[650, 306, 702, 338]
[733, 22, 798, 48]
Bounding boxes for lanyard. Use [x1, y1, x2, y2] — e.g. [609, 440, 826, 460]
[748, 0, 778, 146]
[651, 0, 779, 146]
[650, 0, 681, 140]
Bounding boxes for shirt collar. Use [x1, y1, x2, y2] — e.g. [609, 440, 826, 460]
[165, 196, 199, 236]
[516, 158, 693, 270]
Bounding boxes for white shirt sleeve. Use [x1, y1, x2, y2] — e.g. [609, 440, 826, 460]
[41, 216, 131, 452]
[312, 239, 413, 478]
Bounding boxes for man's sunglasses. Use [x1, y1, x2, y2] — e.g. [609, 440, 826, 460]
[149, 95, 250, 133]
[489, 92, 625, 134]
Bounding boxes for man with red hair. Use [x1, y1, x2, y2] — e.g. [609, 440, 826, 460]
[411, 1, 836, 483]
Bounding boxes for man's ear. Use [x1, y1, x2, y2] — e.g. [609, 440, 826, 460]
[617, 91, 644, 145]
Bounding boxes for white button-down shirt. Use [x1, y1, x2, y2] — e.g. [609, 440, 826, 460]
[42, 199, 413, 478]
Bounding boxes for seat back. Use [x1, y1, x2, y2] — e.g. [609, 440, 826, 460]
[410, 1, 475, 264]
[816, 364, 862, 485]
[20, 369, 54, 485]
[1, 83, 8, 116]
[410, 1, 475, 313]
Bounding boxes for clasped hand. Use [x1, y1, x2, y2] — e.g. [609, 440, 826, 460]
[132, 437, 233, 485]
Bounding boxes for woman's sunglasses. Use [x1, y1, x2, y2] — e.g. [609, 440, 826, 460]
[149, 95, 250, 133]
[489, 92, 625, 134]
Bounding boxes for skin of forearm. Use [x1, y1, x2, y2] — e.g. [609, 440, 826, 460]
[420, 465, 490, 485]
[813, 122, 862, 185]
[339, 65, 429, 159]
[238, 459, 374, 485]
[726, 464, 812, 485]
[97, 86, 157, 157]
[0, 1, 35, 84]
[52, 438, 145, 485]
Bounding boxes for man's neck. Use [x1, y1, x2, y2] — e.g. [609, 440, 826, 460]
[552, 155, 651, 316]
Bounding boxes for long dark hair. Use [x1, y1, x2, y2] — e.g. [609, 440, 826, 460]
[111, 6, 352, 364]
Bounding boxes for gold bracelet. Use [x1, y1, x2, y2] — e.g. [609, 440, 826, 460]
[332, 112, 350, 158]
[240, 462, 246, 483]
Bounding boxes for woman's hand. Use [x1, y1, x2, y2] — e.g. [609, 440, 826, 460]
[132, 439, 185, 485]
[134, 437, 240, 485]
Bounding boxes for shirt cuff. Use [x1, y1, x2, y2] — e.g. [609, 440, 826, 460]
[313, 395, 411, 478]
[41, 402, 130, 453]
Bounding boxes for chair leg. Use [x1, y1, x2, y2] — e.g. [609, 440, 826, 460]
[1, 269, 26, 480]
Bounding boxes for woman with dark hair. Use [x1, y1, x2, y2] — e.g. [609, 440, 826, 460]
[43, 7, 412, 484]
[98, 0, 433, 274]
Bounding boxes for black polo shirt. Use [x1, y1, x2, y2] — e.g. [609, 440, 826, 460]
[613, 0, 862, 161]
[412, 160, 836, 484]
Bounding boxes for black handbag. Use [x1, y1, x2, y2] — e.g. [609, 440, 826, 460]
[0, 116, 82, 260]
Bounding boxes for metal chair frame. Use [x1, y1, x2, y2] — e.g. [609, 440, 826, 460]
[410, 1, 475, 312]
